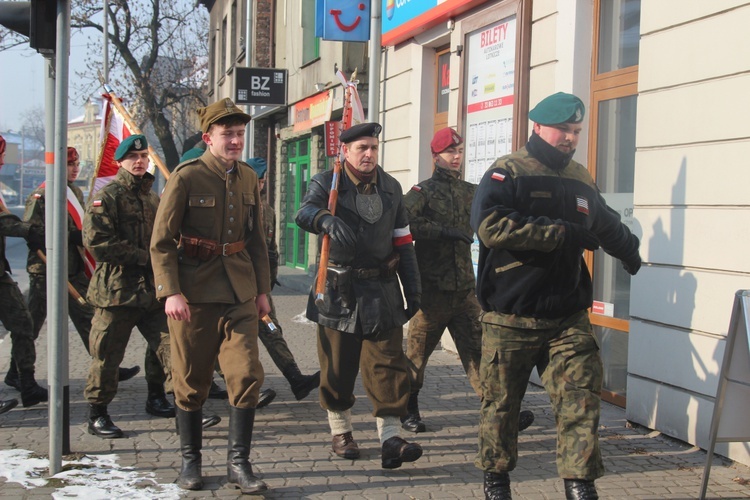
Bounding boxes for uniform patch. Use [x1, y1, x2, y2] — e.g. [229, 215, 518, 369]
[491, 172, 506, 182]
[576, 195, 589, 215]
[92, 199, 102, 207]
[411, 185, 422, 192]
[33, 193, 42, 199]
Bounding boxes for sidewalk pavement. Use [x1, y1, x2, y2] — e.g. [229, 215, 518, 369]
[1, 266, 749, 499]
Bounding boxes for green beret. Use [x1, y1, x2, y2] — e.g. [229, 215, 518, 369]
[340, 122, 382, 144]
[197, 98, 251, 133]
[246, 157, 267, 178]
[180, 147, 205, 163]
[114, 134, 148, 161]
[529, 92, 585, 125]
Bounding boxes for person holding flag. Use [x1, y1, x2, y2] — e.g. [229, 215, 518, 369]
[9, 147, 143, 394]
[0, 134, 48, 408]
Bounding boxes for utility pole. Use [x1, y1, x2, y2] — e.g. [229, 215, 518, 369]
[367, 0, 382, 122]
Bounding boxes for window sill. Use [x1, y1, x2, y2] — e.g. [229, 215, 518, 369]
[300, 57, 320, 69]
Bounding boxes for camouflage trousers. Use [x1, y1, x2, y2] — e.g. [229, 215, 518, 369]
[475, 310, 604, 481]
[85, 298, 171, 405]
[0, 273, 37, 373]
[258, 293, 296, 375]
[406, 288, 482, 396]
[29, 272, 167, 389]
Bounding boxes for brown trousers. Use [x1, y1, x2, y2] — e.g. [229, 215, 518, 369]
[317, 324, 410, 418]
[169, 300, 264, 411]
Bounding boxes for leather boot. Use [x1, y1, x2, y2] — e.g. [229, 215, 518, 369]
[145, 382, 176, 418]
[226, 406, 268, 494]
[518, 410, 535, 432]
[400, 391, 426, 433]
[118, 365, 141, 382]
[4, 362, 19, 390]
[176, 408, 203, 490]
[87, 403, 124, 438]
[0, 398, 18, 415]
[208, 380, 228, 400]
[256, 388, 276, 409]
[381, 436, 423, 469]
[282, 363, 320, 400]
[19, 370, 48, 407]
[484, 471, 512, 500]
[202, 414, 221, 429]
[331, 432, 360, 459]
[564, 479, 598, 500]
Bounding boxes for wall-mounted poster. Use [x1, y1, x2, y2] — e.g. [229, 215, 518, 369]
[464, 15, 516, 185]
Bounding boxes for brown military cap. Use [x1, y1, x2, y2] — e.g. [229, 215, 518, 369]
[197, 98, 251, 133]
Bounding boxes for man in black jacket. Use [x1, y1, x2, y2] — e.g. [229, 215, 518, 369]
[471, 93, 641, 500]
[296, 122, 423, 469]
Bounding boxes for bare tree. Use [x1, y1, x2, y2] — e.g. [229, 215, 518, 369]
[19, 106, 46, 150]
[72, 0, 208, 170]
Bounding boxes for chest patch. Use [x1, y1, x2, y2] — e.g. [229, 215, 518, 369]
[491, 172, 506, 182]
[576, 195, 589, 215]
[530, 191, 552, 199]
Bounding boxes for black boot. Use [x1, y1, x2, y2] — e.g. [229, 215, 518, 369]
[19, 370, 48, 407]
[564, 479, 598, 500]
[118, 365, 141, 382]
[0, 398, 18, 415]
[518, 410, 535, 432]
[4, 362, 19, 390]
[256, 388, 276, 409]
[145, 382, 175, 418]
[202, 414, 221, 429]
[176, 408, 203, 490]
[226, 406, 268, 494]
[283, 363, 320, 400]
[87, 403, 124, 438]
[484, 471, 512, 500]
[400, 391, 426, 433]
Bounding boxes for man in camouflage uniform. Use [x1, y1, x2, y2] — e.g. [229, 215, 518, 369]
[247, 157, 319, 406]
[12, 147, 142, 393]
[470, 93, 642, 500]
[83, 135, 174, 439]
[402, 128, 534, 434]
[0, 133, 48, 408]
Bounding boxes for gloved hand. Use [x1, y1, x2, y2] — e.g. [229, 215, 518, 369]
[26, 225, 45, 253]
[70, 229, 83, 247]
[319, 214, 356, 248]
[622, 254, 642, 276]
[565, 222, 600, 250]
[441, 227, 474, 244]
[405, 298, 421, 320]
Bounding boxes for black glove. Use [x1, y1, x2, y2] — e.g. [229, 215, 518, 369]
[441, 227, 474, 244]
[622, 254, 642, 276]
[70, 229, 83, 247]
[26, 226, 45, 253]
[405, 298, 421, 320]
[319, 214, 356, 248]
[565, 222, 600, 250]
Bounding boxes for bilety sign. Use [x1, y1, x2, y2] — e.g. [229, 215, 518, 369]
[235, 67, 288, 106]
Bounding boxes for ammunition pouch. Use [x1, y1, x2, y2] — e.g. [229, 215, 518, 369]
[326, 265, 354, 310]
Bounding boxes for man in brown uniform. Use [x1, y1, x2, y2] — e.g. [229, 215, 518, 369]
[151, 98, 271, 494]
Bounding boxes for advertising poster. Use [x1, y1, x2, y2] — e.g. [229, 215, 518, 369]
[464, 15, 516, 185]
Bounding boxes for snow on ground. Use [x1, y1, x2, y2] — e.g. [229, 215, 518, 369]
[0, 449, 181, 499]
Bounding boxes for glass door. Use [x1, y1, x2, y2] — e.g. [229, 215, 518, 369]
[284, 137, 310, 269]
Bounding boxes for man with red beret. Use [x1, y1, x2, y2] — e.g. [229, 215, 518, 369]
[402, 128, 534, 434]
[0, 133, 48, 407]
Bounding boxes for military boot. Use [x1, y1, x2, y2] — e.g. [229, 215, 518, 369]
[176, 408, 203, 490]
[4, 362, 20, 390]
[564, 479, 598, 500]
[484, 471, 512, 500]
[282, 363, 320, 400]
[118, 365, 141, 382]
[87, 403, 124, 438]
[0, 398, 18, 415]
[256, 388, 276, 409]
[226, 406, 268, 494]
[518, 410, 535, 432]
[202, 414, 221, 429]
[145, 382, 176, 418]
[400, 391, 426, 433]
[19, 370, 48, 408]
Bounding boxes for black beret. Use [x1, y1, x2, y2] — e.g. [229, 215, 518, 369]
[340, 122, 382, 144]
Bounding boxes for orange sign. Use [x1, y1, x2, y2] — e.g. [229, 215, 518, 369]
[292, 91, 333, 132]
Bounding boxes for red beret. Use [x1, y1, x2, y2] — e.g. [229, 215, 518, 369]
[67, 147, 79, 163]
[431, 127, 463, 154]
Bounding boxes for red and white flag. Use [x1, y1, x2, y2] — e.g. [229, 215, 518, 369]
[91, 94, 132, 198]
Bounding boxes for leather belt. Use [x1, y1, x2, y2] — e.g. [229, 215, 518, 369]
[180, 235, 246, 258]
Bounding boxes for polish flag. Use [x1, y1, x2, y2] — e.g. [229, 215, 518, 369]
[91, 93, 132, 198]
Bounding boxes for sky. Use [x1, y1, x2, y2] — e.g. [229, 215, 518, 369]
[0, 34, 92, 133]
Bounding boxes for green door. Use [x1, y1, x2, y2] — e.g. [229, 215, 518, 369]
[284, 137, 310, 269]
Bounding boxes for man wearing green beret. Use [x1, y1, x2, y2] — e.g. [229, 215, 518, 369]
[151, 98, 271, 494]
[82, 134, 174, 439]
[470, 92, 642, 500]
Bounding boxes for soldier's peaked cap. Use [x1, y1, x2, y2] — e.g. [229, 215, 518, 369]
[198, 98, 251, 133]
[114, 134, 148, 161]
[431, 127, 463, 154]
[340, 122, 382, 144]
[529, 92, 585, 125]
